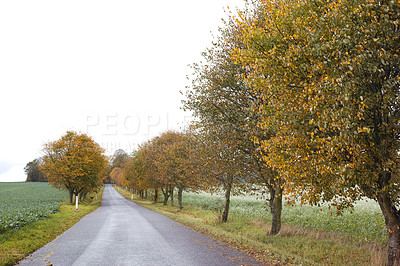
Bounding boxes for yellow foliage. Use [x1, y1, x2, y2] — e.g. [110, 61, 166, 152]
[41, 131, 107, 196]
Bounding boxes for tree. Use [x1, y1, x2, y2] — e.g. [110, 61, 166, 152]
[108, 149, 130, 186]
[166, 131, 201, 210]
[183, 12, 282, 233]
[110, 167, 124, 186]
[234, 0, 400, 263]
[123, 141, 158, 200]
[98, 163, 112, 184]
[193, 124, 248, 222]
[41, 131, 107, 209]
[111, 149, 129, 169]
[151, 131, 199, 207]
[123, 131, 201, 208]
[123, 140, 163, 202]
[24, 158, 47, 182]
[123, 152, 148, 198]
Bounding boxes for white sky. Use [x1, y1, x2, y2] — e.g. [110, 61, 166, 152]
[0, 0, 244, 182]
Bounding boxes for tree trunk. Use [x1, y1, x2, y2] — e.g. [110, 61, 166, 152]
[222, 179, 233, 223]
[170, 187, 174, 206]
[163, 192, 169, 205]
[269, 186, 283, 235]
[145, 190, 148, 199]
[377, 189, 400, 265]
[154, 188, 158, 203]
[69, 190, 74, 203]
[162, 186, 169, 205]
[177, 186, 183, 210]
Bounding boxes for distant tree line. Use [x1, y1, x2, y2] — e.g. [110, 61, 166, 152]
[24, 158, 47, 182]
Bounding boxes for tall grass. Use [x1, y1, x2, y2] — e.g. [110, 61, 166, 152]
[181, 192, 387, 243]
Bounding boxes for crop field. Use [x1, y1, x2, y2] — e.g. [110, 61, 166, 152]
[0, 182, 68, 233]
[182, 192, 387, 243]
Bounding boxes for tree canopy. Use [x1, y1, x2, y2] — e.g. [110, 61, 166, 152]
[120, 130, 202, 209]
[41, 131, 108, 204]
[183, 10, 283, 234]
[229, 0, 400, 263]
[181, 0, 400, 262]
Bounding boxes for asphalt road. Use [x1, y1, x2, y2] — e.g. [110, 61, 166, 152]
[19, 184, 261, 266]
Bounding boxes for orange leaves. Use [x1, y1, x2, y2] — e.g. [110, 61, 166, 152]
[41, 131, 107, 195]
[110, 168, 124, 185]
[122, 131, 200, 192]
[229, 0, 390, 207]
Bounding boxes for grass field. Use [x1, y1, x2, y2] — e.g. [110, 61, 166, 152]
[183, 192, 387, 243]
[0, 182, 103, 266]
[116, 187, 388, 265]
[0, 182, 68, 233]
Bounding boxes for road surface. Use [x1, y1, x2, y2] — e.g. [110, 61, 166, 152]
[20, 185, 261, 265]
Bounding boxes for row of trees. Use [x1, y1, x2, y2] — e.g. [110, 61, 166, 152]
[180, 0, 400, 264]
[25, 0, 399, 263]
[111, 130, 250, 223]
[112, 131, 199, 210]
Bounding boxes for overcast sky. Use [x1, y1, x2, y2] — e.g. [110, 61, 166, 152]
[0, 0, 244, 182]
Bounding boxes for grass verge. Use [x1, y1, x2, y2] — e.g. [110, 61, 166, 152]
[0, 187, 104, 266]
[115, 186, 387, 265]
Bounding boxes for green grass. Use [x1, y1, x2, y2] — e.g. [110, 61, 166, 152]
[116, 187, 387, 265]
[183, 192, 387, 243]
[0, 183, 103, 266]
[0, 182, 68, 233]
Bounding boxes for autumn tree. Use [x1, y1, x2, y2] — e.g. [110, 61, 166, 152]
[98, 163, 112, 184]
[123, 131, 201, 208]
[183, 13, 282, 232]
[192, 125, 248, 222]
[150, 131, 199, 207]
[25, 158, 47, 182]
[110, 167, 124, 186]
[123, 140, 162, 202]
[234, 0, 400, 263]
[122, 148, 151, 199]
[108, 149, 130, 186]
[111, 149, 129, 169]
[41, 131, 107, 208]
[151, 133, 176, 205]
[164, 131, 201, 210]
